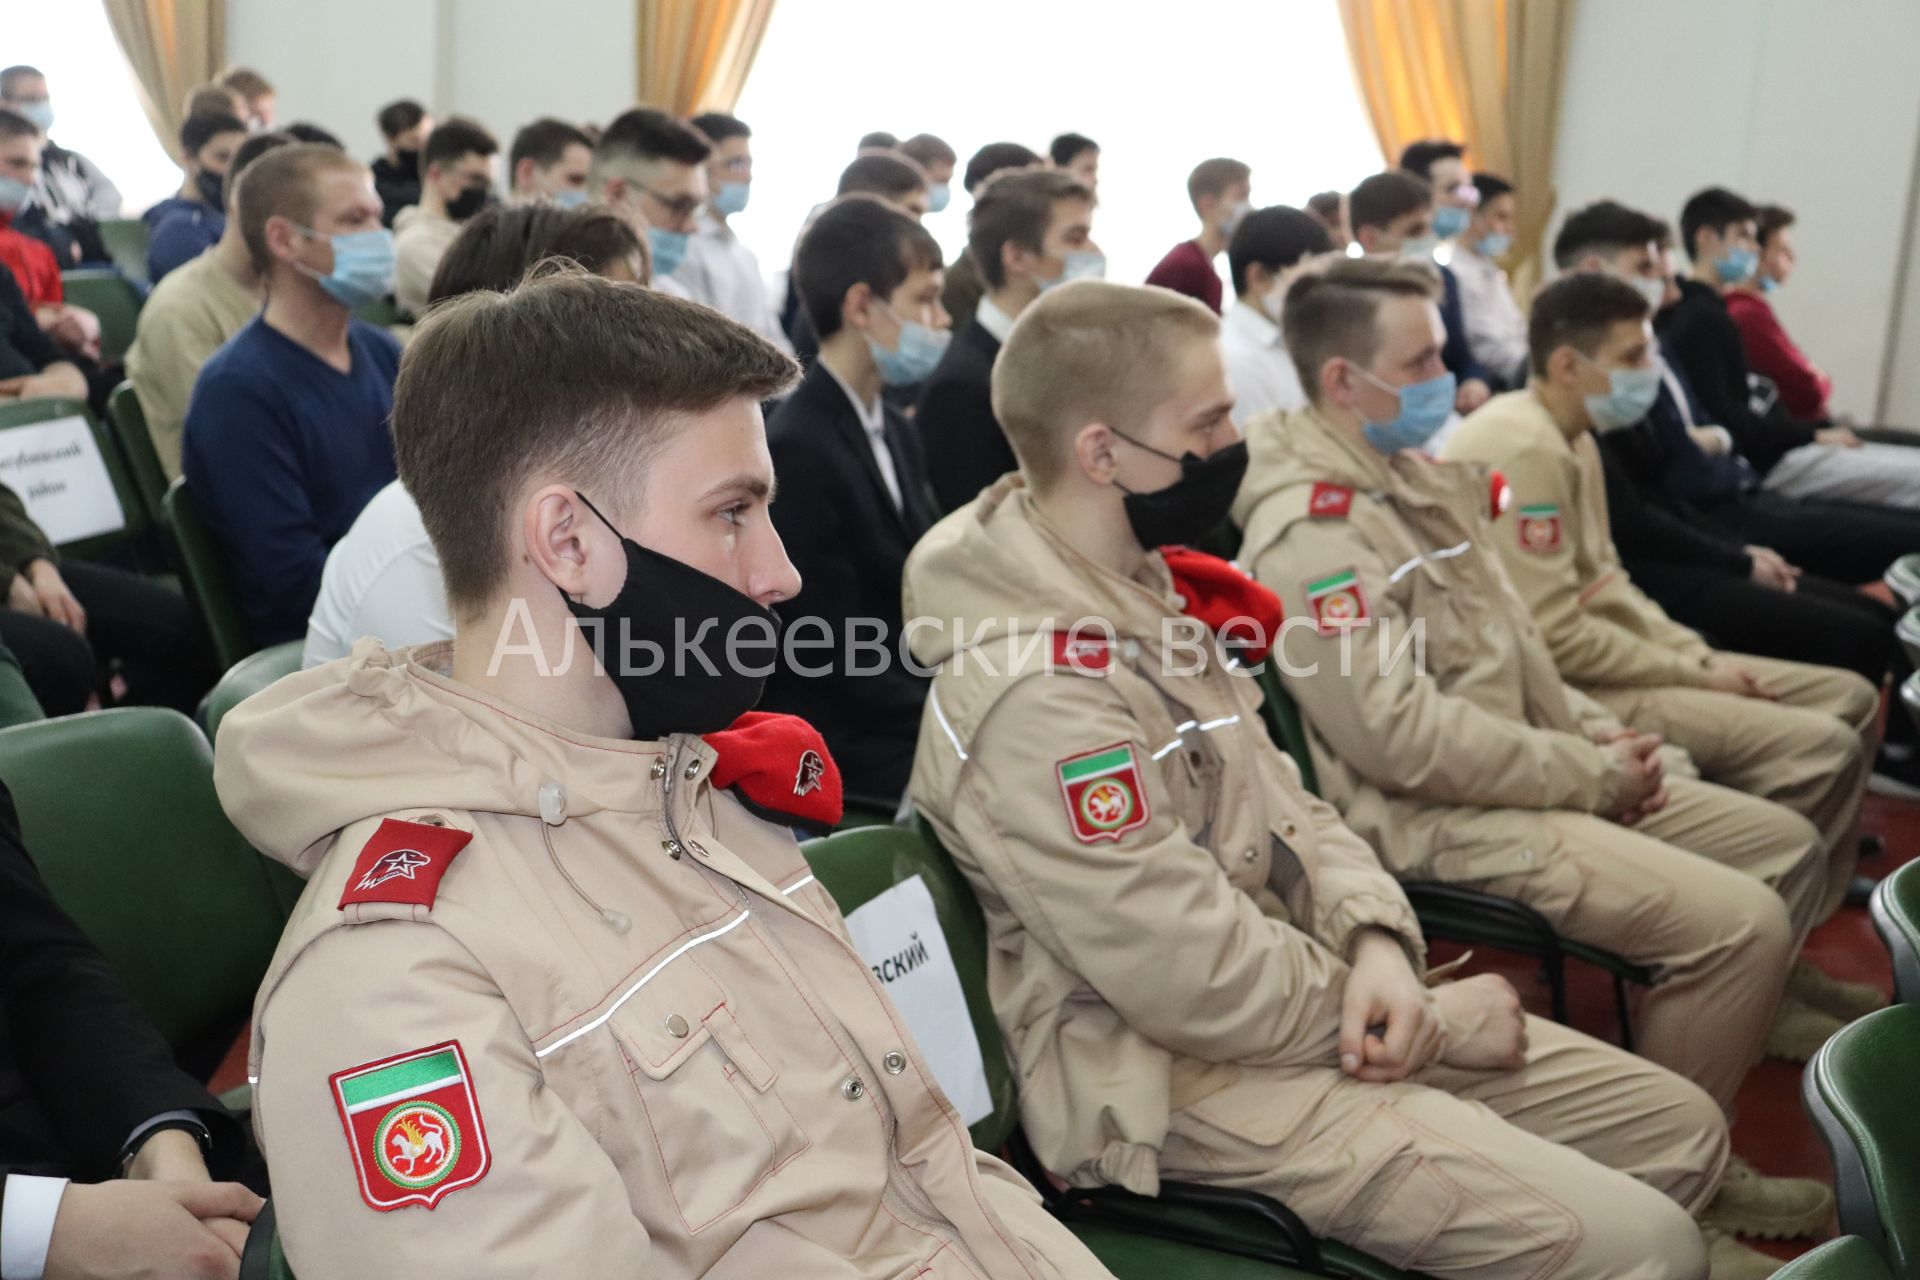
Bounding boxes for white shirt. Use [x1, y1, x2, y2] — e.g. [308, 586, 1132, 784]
[303, 480, 453, 668]
[1450, 246, 1529, 387]
[973, 296, 1017, 345]
[675, 211, 794, 353]
[1220, 299, 1307, 428]
[821, 362, 903, 512]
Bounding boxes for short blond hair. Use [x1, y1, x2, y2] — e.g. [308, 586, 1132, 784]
[991, 280, 1220, 488]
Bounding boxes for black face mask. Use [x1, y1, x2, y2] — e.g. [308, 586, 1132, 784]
[195, 170, 225, 208]
[446, 183, 490, 222]
[1113, 436, 1249, 550]
[394, 148, 422, 176]
[561, 494, 779, 741]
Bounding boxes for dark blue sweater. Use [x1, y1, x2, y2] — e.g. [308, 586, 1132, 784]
[181, 315, 401, 645]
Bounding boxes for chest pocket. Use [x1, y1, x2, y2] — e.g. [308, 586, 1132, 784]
[610, 954, 811, 1234]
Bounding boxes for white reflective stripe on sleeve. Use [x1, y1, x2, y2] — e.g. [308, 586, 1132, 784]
[1195, 714, 1241, 731]
[535, 910, 751, 1058]
[929, 688, 968, 761]
[1150, 737, 1185, 761]
[781, 874, 816, 896]
[1388, 541, 1473, 584]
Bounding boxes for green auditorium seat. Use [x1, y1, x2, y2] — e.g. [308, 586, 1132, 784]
[59, 268, 143, 363]
[1804, 1003, 1920, 1277]
[95, 218, 150, 285]
[104, 380, 171, 527]
[1869, 859, 1920, 1006]
[164, 476, 256, 673]
[1770, 1237, 1896, 1280]
[0, 709, 289, 1062]
[1886, 553, 1920, 608]
[799, 819, 1422, 1278]
[1252, 663, 1650, 1043]
[0, 396, 150, 563]
[199, 640, 304, 744]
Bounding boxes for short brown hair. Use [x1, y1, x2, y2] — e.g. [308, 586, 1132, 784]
[900, 132, 956, 171]
[236, 142, 366, 275]
[1756, 203, 1796, 248]
[1527, 271, 1650, 377]
[1349, 169, 1433, 233]
[184, 83, 245, 121]
[219, 67, 275, 100]
[394, 270, 799, 617]
[969, 167, 1092, 289]
[991, 280, 1219, 489]
[1186, 157, 1250, 210]
[1282, 257, 1440, 399]
[427, 203, 646, 305]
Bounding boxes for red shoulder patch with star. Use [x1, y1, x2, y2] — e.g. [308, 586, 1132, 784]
[1308, 482, 1354, 519]
[338, 819, 472, 911]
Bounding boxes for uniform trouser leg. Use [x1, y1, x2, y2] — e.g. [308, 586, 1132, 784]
[1469, 810, 1794, 1112]
[1159, 1018, 1724, 1280]
[1631, 776, 1827, 946]
[1589, 661, 1874, 922]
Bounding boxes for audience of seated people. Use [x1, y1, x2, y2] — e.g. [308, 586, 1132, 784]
[392, 117, 499, 316]
[369, 97, 432, 227]
[4, 66, 1919, 1280]
[144, 111, 249, 284]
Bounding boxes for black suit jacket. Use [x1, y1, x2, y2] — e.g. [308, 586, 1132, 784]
[915, 318, 1015, 516]
[1656, 280, 1817, 474]
[763, 362, 935, 805]
[0, 782, 246, 1204]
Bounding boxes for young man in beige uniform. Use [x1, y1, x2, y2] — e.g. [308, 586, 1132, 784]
[906, 277, 1777, 1279]
[1232, 257, 1865, 1090]
[1442, 274, 1876, 934]
[216, 274, 1110, 1279]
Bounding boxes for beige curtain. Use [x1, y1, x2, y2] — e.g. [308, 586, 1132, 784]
[636, 0, 779, 116]
[1336, 0, 1578, 292]
[102, 0, 226, 158]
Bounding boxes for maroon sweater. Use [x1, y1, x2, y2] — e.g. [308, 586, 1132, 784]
[1145, 238, 1223, 313]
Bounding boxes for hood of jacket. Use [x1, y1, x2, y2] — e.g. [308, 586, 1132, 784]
[215, 639, 688, 875]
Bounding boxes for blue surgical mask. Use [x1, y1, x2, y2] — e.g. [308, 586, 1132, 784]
[18, 100, 52, 134]
[0, 175, 28, 216]
[1473, 232, 1512, 258]
[927, 183, 951, 214]
[648, 226, 690, 277]
[1219, 200, 1253, 236]
[1576, 352, 1662, 430]
[1035, 250, 1107, 292]
[1715, 245, 1758, 286]
[1398, 234, 1440, 263]
[552, 187, 589, 210]
[1432, 205, 1470, 240]
[1356, 366, 1457, 454]
[712, 181, 750, 217]
[1759, 275, 1779, 294]
[295, 225, 395, 309]
[868, 303, 951, 386]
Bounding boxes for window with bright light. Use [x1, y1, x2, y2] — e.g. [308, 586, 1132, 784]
[729, 0, 1383, 290]
[8, 0, 183, 214]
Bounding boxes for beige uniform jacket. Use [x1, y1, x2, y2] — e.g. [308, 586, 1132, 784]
[219, 641, 1106, 1280]
[1442, 391, 1716, 690]
[1231, 406, 1638, 877]
[904, 478, 1425, 1197]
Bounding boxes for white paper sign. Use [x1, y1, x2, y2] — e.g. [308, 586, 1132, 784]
[844, 875, 995, 1125]
[0, 416, 125, 546]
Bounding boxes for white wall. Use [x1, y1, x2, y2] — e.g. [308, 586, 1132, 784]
[1554, 0, 1920, 422]
[226, 0, 634, 166]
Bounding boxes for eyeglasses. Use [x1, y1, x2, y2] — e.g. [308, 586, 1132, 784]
[635, 184, 702, 220]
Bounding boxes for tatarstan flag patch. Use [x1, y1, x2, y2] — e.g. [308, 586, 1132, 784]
[1305, 568, 1371, 633]
[331, 1041, 490, 1211]
[1516, 503, 1563, 553]
[1056, 743, 1151, 843]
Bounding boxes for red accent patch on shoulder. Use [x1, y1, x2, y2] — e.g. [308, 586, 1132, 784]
[338, 819, 472, 911]
[1308, 482, 1354, 519]
[1489, 471, 1513, 519]
[1052, 630, 1112, 673]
